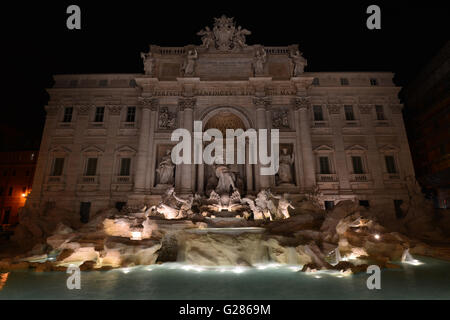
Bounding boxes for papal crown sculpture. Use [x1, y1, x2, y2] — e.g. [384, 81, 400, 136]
[197, 15, 252, 51]
[140, 15, 307, 78]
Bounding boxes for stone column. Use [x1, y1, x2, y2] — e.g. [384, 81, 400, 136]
[254, 96, 270, 189]
[102, 104, 122, 195]
[145, 104, 158, 189]
[65, 104, 90, 195]
[178, 97, 195, 193]
[197, 163, 204, 194]
[293, 107, 305, 188]
[359, 104, 384, 189]
[134, 98, 154, 192]
[245, 142, 254, 192]
[295, 97, 316, 190]
[327, 104, 351, 191]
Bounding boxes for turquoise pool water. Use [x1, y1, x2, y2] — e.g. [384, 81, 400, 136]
[1, 257, 449, 300]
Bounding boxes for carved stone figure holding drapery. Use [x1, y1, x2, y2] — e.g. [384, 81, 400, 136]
[290, 50, 307, 76]
[278, 148, 294, 184]
[140, 51, 155, 76]
[156, 150, 175, 185]
[182, 49, 198, 76]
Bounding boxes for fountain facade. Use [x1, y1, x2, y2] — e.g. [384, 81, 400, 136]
[23, 15, 417, 229]
[3, 16, 447, 277]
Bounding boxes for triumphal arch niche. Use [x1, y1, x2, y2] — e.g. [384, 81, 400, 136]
[136, 15, 309, 202]
[201, 109, 253, 196]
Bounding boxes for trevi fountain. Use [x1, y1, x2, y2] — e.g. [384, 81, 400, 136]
[1, 15, 449, 300]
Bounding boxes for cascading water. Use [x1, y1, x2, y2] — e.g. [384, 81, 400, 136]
[286, 247, 299, 264]
[174, 227, 314, 267]
[332, 248, 342, 266]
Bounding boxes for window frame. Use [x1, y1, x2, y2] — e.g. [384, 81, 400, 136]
[375, 105, 386, 120]
[94, 106, 105, 122]
[119, 158, 131, 176]
[51, 157, 65, 176]
[85, 157, 98, 176]
[344, 105, 355, 121]
[385, 155, 397, 174]
[62, 107, 73, 123]
[351, 156, 364, 174]
[319, 156, 331, 174]
[313, 105, 324, 121]
[126, 106, 136, 123]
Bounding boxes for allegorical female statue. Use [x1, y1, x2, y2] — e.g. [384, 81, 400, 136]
[156, 150, 175, 185]
[140, 51, 155, 76]
[253, 48, 266, 76]
[290, 50, 307, 76]
[182, 49, 198, 76]
[278, 148, 295, 184]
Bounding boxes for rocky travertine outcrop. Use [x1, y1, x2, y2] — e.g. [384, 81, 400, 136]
[1, 196, 449, 273]
[10, 206, 118, 251]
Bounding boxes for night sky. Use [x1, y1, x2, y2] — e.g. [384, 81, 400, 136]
[1, 1, 448, 151]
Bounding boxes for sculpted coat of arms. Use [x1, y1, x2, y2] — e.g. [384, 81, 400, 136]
[197, 15, 251, 51]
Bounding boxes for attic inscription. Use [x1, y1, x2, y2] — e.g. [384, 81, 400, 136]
[196, 59, 252, 78]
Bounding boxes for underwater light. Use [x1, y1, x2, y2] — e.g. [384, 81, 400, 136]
[181, 265, 194, 271]
[193, 266, 205, 273]
[121, 268, 132, 274]
[232, 266, 246, 274]
[257, 265, 268, 270]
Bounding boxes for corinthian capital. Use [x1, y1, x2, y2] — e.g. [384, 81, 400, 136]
[139, 97, 158, 111]
[107, 105, 122, 116]
[253, 96, 271, 110]
[293, 96, 310, 111]
[358, 104, 373, 114]
[178, 97, 197, 111]
[76, 104, 93, 115]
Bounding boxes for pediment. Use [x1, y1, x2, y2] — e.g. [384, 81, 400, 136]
[81, 145, 104, 154]
[49, 145, 71, 154]
[378, 144, 399, 152]
[345, 144, 367, 151]
[313, 144, 334, 152]
[115, 145, 137, 155]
